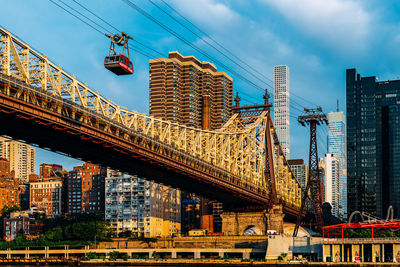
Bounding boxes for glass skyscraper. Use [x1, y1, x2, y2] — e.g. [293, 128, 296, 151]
[327, 111, 347, 219]
[346, 68, 400, 218]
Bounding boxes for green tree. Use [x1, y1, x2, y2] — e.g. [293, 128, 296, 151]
[45, 226, 63, 241]
[0, 205, 21, 217]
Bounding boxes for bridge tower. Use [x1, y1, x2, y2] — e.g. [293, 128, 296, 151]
[293, 107, 328, 236]
[221, 90, 285, 235]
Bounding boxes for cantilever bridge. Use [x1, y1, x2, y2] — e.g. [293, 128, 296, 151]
[0, 27, 303, 217]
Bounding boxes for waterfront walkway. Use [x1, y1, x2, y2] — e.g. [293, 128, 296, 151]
[0, 245, 255, 260]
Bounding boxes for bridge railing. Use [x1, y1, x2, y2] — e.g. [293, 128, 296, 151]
[0, 73, 268, 197]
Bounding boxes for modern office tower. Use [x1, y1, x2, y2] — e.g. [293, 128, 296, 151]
[149, 51, 233, 129]
[288, 159, 309, 190]
[347, 68, 400, 217]
[0, 136, 35, 183]
[324, 153, 340, 217]
[150, 52, 233, 233]
[105, 171, 181, 237]
[274, 65, 290, 159]
[327, 110, 347, 219]
[30, 178, 62, 218]
[67, 162, 105, 214]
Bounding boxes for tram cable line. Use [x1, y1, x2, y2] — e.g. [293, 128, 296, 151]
[125, 0, 320, 112]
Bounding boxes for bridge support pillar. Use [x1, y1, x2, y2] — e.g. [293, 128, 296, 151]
[265, 204, 285, 234]
[221, 211, 267, 235]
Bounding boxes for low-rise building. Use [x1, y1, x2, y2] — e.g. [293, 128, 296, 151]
[0, 158, 20, 212]
[40, 163, 67, 179]
[3, 210, 44, 241]
[30, 178, 62, 218]
[105, 171, 181, 237]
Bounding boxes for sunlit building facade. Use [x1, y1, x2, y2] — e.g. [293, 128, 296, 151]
[0, 136, 35, 183]
[30, 179, 62, 218]
[288, 159, 309, 190]
[274, 65, 290, 159]
[105, 171, 181, 237]
[327, 111, 347, 219]
[66, 162, 105, 214]
[325, 153, 340, 217]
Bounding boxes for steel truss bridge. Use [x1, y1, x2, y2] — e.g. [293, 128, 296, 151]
[0, 27, 302, 216]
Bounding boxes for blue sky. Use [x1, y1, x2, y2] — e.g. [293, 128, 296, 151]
[2, 0, 400, 172]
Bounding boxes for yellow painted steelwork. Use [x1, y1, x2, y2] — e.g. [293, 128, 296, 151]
[0, 27, 301, 209]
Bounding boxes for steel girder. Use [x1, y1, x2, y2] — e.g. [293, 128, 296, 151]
[0, 26, 302, 210]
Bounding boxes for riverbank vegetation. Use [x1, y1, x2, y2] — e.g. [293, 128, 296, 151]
[0, 212, 112, 249]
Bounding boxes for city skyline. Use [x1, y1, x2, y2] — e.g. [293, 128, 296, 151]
[0, 0, 398, 214]
[1, 1, 400, 263]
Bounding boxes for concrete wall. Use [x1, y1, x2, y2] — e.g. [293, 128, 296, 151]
[99, 236, 268, 251]
[266, 236, 322, 260]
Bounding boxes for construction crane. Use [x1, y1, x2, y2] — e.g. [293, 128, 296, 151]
[293, 107, 328, 237]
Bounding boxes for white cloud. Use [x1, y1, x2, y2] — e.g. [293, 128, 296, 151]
[171, 0, 240, 32]
[261, 0, 371, 50]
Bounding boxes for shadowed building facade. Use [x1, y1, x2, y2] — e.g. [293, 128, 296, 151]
[347, 68, 400, 217]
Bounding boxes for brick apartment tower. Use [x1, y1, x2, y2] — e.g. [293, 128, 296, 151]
[149, 51, 233, 129]
[149, 51, 233, 233]
[67, 162, 106, 214]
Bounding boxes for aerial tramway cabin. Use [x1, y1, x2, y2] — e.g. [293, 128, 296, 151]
[104, 54, 134, 75]
[104, 32, 134, 76]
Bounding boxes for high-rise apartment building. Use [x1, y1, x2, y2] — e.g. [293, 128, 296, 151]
[105, 171, 181, 237]
[288, 159, 309, 190]
[324, 153, 340, 217]
[149, 51, 233, 129]
[0, 136, 35, 183]
[327, 111, 347, 219]
[149, 52, 233, 233]
[67, 162, 105, 214]
[274, 65, 290, 159]
[347, 68, 400, 217]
